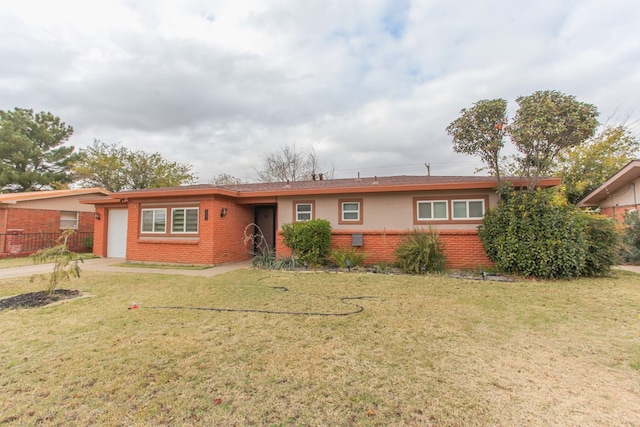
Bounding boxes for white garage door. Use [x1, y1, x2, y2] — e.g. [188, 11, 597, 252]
[107, 209, 128, 258]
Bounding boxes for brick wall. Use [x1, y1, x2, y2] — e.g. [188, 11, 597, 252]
[599, 206, 634, 223]
[93, 206, 107, 257]
[122, 199, 254, 265]
[3, 208, 94, 234]
[276, 229, 492, 269]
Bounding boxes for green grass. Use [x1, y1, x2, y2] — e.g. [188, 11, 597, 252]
[1, 269, 639, 425]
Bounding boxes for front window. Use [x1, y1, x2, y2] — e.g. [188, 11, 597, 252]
[417, 201, 448, 220]
[141, 209, 166, 233]
[60, 211, 78, 229]
[296, 203, 313, 221]
[172, 208, 199, 233]
[341, 201, 361, 222]
[452, 200, 485, 219]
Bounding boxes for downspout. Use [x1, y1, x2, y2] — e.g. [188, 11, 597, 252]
[1, 207, 7, 253]
[632, 182, 637, 211]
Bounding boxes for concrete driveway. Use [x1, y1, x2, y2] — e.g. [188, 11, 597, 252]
[0, 258, 252, 279]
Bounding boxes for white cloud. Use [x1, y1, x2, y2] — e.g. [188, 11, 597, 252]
[1, 0, 638, 183]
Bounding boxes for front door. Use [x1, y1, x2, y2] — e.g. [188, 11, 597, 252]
[107, 209, 128, 258]
[254, 206, 276, 254]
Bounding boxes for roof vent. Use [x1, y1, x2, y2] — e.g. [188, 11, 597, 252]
[372, 176, 379, 185]
[319, 173, 324, 181]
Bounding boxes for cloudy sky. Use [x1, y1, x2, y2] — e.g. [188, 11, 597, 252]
[1, 0, 638, 183]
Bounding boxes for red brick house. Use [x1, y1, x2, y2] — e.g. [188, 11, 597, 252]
[0, 188, 110, 256]
[84, 175, 560, 269]
[578, 159, 640, 222]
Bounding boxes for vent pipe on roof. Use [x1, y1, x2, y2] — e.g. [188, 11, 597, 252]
[372, 176, 379, 185]
[425, 163, 431, 176]
[319, 173, 324, 181]
[356, 172, 361, 181]
[311, 173, 316, 181]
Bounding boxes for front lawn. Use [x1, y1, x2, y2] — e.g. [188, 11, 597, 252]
[1, 269, 639, 425]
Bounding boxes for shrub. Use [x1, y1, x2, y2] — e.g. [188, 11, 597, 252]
[621, 210, 640, 263]
[280, 219, 332, 266]
[330, 246, 367, 269]
[394, 228, 446, 274]
[581, 213, 620, 276]
[479, 188, 619, 279]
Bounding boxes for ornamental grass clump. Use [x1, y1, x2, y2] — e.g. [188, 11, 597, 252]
[394, 228, 446, 274]
[330, 246, 367, 269]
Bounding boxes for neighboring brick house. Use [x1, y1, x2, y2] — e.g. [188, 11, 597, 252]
[84, 175, 560, 269]
[578, 159, 640, 222]
[0, 188, 110, 256]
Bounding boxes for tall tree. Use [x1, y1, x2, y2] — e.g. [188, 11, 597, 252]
[255, 144, 333, 182]
[556, 124, 639, 204]
[508, 90, 599, 188]
[74, 140, 197, 191]
[446, 99, 508, 186]
[0, 108, 77, 192]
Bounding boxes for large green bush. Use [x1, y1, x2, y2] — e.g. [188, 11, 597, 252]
[479, 188, 618, 279]
[280, 219, 332, 265]
[394, 228, 446, 274]
[582, 214, 620, 276]
[621, 210, 640, 263]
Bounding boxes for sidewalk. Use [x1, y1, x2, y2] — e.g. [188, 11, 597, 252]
[614, 265, 640, 274]
[0, 258, 252, 279]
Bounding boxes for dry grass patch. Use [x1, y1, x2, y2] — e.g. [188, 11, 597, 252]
[1, 269, 639, 426]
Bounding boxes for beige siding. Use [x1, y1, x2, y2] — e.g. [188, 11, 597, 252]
[277, 190, 498, 230]
[597, 177, 640, 212]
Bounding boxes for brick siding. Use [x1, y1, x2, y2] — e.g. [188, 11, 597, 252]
[276, 229, 492, 269]
[108, 200, 254, 265]
[1, 207, 94, 234]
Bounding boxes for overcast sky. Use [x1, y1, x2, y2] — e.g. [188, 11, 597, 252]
[1, 0, 638, 183]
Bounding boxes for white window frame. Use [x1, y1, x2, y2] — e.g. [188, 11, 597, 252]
[452, 199, 485, 220]
[295, 203, 313, 222]
[141, 208, 167, 233]
[341, 201, 361, 222]
[171, 208, 199, 233]
[416, 200, 448, 220]
[60, 211, 79, 229]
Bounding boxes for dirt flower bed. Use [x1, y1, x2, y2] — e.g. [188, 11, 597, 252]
[0, 289, 81, 311]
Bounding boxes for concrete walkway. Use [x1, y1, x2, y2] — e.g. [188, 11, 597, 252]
[0, 258, 253, 279]
[614, 265, 640, 274]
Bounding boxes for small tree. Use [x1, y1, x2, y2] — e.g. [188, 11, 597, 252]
[31, 230, 82, 296]
[446, 98, 508, 186]
[280, 219, 332, 266]
[556, 124, 640, 204]
[508, 90, 599, 188]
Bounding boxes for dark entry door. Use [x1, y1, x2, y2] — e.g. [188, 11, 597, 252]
[254, 206, 276, 253]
